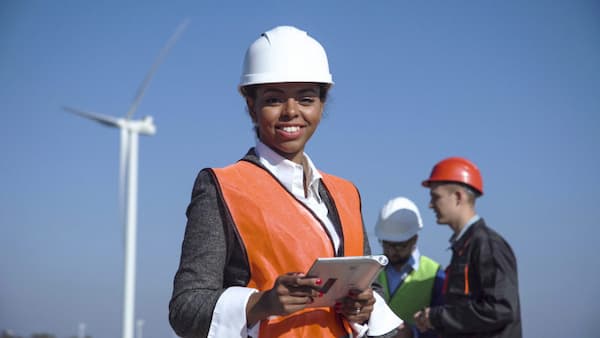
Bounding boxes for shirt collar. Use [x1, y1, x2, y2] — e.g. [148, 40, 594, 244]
[409, 247, 421, 271]
[254, 140, 322, 201]
[449, 214, 481, 245]
[387, 247, 421, 276]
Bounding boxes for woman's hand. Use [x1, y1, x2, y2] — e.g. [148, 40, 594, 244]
[334, 287, 375, 323]
[246, 272, 322, 326]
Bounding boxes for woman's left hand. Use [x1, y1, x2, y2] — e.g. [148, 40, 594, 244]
[334, 287, 375, 323]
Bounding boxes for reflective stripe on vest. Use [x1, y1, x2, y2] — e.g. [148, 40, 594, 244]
[377, 255, 440, 326]
[213, 160, 364, 337]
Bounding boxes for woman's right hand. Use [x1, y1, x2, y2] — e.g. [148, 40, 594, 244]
[246, 272, 322, 326]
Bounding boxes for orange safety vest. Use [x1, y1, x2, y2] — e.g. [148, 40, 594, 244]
[213, 160, 364, 338]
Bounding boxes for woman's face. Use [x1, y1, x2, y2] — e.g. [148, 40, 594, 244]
[247, 82, 324, 163]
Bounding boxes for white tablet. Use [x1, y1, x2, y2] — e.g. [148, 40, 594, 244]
[305, 255, 389, 308]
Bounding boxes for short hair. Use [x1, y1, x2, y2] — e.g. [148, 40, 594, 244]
[443, 182, 480, 205]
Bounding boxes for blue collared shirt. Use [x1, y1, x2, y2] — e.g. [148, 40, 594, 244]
[385, 248, 421, 295]
[384, 248, 445, 307]
[449, 214, 481, 245]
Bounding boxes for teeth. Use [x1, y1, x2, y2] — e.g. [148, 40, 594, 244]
[281, 126, 300, 133]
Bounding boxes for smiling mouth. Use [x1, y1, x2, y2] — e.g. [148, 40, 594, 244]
[279, 126, 301, 133]
[276, 125, 305, 140]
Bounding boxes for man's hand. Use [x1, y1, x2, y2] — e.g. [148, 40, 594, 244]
[393, 323, 414, 338]
[413, 307, 433, 332]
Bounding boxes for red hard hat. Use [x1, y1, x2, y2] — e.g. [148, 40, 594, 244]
[422, 157, 484, 195]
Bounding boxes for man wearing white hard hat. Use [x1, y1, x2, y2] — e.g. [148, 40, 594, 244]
[375, 197, 445, 338]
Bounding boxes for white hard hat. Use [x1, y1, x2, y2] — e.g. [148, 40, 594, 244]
[375, 197, 424, 242]
[239, 26, 334, 90]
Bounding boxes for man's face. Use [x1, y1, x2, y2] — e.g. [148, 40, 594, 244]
[381, 236, 417, 266]
[429, 184, 459, 225]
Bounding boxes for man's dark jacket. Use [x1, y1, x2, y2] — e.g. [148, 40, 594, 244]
[429, 218, 522, 338]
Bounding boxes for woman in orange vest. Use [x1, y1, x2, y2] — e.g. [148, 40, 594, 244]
[168, 26, 404, 338]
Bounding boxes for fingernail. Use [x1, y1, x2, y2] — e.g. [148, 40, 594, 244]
[315, 278, 322, 285]
[318, 291, 324, 298]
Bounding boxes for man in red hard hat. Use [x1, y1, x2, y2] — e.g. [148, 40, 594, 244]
[414, 157, 522, 338]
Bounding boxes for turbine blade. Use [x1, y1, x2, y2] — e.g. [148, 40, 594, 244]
[119, 128, 130, 222]
[125, 18, 190, 120]
[63, 105, 121, 128]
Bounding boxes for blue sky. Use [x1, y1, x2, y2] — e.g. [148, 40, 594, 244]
[1, 1, 599, 337]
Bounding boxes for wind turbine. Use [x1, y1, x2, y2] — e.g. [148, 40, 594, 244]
[78, 322, 86, 338]
[64, 19, 189, 338]
[136, 319, 145, 338]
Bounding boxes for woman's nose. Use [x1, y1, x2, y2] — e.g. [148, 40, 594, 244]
[282, 98, 298, 116]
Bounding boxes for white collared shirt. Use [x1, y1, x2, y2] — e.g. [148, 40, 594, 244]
[255, 140, 340, 252]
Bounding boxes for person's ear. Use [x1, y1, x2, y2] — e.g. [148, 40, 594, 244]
[411, 235, 419, 246]
[453, 188, 464, 206]
[246, 97, 257, 123]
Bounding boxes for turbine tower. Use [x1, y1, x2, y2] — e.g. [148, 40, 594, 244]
[136, 319, 145, 338]
[78, 322, 86, 338]
[64, 19, 189, 338]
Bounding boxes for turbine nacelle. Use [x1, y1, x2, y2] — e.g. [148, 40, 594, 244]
[122, 116, 156, 136]
[63, 107, 157, 136]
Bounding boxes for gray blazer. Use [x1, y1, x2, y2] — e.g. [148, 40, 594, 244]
[169, 149, 394, 338]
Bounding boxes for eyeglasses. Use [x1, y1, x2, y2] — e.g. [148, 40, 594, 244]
[380, 240, 413, 250]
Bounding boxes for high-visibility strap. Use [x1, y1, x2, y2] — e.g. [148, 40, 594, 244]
[442, 265, 470, 295]
[464, 264, 470, 295]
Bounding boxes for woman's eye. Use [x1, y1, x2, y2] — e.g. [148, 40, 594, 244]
[264, 97, 283, 105]
[299, 97, 316, 105]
